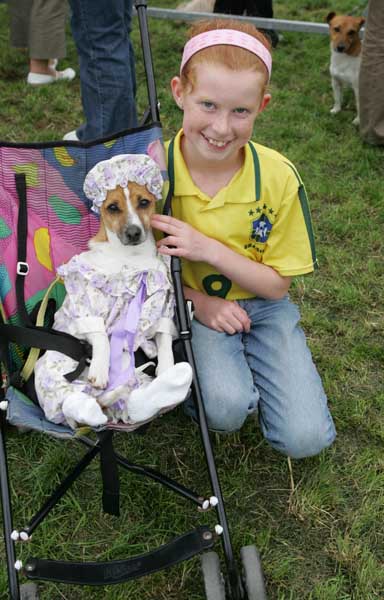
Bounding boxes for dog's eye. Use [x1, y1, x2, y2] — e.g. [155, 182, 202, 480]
[138, 198, 151, 209]
[333, 26, 341, 32]
[347, 30, 356, 36]
[106, 203, 121, 213]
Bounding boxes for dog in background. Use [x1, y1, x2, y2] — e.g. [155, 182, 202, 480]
[34, 154, 192, 429]
[326, 12, 365, 125]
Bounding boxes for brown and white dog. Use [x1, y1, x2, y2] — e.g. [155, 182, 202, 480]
[85, 180, 175, 386]
[34, 154, 192, 429]
[326, 12, 365, 125]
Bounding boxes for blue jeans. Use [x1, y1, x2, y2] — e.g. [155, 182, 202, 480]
[68, 0, 137, 141]
[188, 296, 336, 459]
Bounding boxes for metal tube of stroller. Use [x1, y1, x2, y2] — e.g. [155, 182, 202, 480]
[77, 435, 205, 506]
[0, 412, 20, 599]
[135, 0, 160, 123]
[21, 444, 101, 537]
[114, 455, 205, 506]
[183, 340, 243, 599]
[171, 257, 243, 599]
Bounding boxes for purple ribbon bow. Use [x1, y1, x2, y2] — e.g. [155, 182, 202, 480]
[107, 274, 147, 392]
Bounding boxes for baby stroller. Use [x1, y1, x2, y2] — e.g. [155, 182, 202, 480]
[0, 1, 267, 598]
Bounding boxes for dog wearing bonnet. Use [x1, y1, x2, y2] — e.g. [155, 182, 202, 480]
[34, 153, 192, 429]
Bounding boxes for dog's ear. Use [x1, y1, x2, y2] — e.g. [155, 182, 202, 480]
[326, 11, 336, 24]
[357, 17, 365, 29]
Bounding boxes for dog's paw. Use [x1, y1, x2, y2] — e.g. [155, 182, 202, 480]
[352, 116, 360, 126]
[330, 106, 341, 115]
[88, 361, 109, 389]
[98, 385, 130, 408]
[88, 373, 108, 389]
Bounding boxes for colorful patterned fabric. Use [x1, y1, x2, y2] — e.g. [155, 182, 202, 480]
[0, 124, 166, 371]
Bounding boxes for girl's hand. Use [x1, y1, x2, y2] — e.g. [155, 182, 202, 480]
[151, 214, 216, 263]
[192, 293, 251, 334]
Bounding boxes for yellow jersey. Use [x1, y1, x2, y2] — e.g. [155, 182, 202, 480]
[162, 129, 317, 300]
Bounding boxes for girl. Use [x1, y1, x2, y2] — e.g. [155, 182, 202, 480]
[151, 19, 336, 459]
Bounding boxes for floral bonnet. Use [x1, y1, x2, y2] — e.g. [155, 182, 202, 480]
[83, 153, 164, 214]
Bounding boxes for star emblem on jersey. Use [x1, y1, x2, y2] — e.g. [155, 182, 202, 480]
[250, 214, 272, 243]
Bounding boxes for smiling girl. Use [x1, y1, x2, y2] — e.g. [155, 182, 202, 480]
[151, 19, 336, 459]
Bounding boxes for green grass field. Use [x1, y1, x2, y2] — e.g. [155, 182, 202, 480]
[0, 1, 383, 598]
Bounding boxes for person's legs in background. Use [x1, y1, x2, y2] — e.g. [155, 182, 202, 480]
[213, 0, 245, 16]
[67, 0, 138, 142]
[124, 0, 137, 108]
[213, 0, 279, 47]
[359, 0, 384, 145]
[9, 0, 32, 50]
[9, 0, 75, 84]
[29, 0, 67, 64]
[245, 0, 273, 18]
[244, 0, 279, 47]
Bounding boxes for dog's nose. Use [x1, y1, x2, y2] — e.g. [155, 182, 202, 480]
[336, 44, 346, 53]
[125, 225, 142, 244]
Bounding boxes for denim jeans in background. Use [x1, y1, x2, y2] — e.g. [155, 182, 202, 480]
[68, 0, 138, 142]
[188, 295, 336, 459]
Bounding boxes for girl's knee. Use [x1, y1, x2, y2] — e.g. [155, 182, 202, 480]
[205, 393, 256, 433]
[266, 417, 336, 459]
[285, 429, 335, 459]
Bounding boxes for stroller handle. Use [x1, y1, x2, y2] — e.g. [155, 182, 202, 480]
[135, 0, 160, 123]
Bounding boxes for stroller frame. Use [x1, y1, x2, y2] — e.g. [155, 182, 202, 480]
[0, 2, 266, 598]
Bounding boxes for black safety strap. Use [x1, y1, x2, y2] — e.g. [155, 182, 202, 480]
[0, 311, 10, 378]
[15, 173, 32, 325]
[0, 323, 92, 385]
[99, 432, 120, 516]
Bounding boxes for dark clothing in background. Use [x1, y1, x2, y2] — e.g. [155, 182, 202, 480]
[9, 0, 67, 59]
[213, 0, 278, 47]
[359, 0, 384, 145]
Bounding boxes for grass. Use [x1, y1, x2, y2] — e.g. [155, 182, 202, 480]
[0, 0, 383, 598]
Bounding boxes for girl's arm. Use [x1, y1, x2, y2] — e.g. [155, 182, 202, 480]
[151, 214, 291, 301]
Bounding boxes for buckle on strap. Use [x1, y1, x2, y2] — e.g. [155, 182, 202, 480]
[17, 262, 29, 276]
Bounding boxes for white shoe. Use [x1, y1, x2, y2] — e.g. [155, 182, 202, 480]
[126, 362, 193, 423]
[27, 67, 76, 86]
[62, 392, 108, 428]
[63, 129, 79, 141]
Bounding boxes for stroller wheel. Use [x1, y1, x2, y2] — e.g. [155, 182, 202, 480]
[20, 582, 39, 599]
[201, 551, 226, 600]
[240, 545, 267, 599]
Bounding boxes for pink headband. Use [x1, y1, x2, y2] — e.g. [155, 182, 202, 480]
[180, 29, 272, 81]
